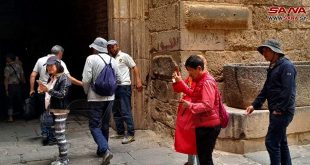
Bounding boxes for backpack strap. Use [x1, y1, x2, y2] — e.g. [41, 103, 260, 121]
[9, 64, 22, 83]
[97, 54, 108, 65]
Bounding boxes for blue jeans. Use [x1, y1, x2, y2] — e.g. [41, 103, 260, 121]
[38, 93, 50, 137]
[40, 111, 55, 140]
[112, 85, 135, 136]
[89, 101, 113, 154]
[265, 113, 294, 165]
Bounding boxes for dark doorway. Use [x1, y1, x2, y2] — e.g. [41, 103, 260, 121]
[0, 0, 108, 119]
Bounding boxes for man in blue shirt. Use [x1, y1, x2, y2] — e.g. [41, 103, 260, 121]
[246, 39, 297, 165]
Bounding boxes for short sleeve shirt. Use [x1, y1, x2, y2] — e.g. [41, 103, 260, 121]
[115, 51, 136, 85]
[33, 54, 70, 84]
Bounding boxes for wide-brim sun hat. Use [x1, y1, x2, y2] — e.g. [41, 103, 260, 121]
[89, 37, 108, 53]
[257, 39, 285, 56]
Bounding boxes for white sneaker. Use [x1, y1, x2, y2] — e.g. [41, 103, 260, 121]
[51, 158, 69, 165]
[122, 136, 135, 144]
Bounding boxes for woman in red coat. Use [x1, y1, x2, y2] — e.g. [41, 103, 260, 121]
[173, 55, 221, 165]
[173, 76, 199, 165]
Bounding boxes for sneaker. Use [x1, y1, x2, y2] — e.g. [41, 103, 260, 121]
[102, 150, 113, 165]
[110, 133, 125, 139]
[51, 158, 69, 165]
[121, 136, 135, 144]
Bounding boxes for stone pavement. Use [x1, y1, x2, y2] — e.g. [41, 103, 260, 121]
[0, 114, 309, 165]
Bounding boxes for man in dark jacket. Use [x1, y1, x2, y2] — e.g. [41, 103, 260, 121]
[246, 39, 296, 165]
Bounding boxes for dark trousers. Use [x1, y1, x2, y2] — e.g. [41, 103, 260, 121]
[112, 85, 135, 136]
[265, 113, 293, 165]
[7, 84, 23, 116]
[195, 126, 221, 165]
[40, 111, 55, 140]
[38, 93, 53, 138]
[89, 101, 113, 154]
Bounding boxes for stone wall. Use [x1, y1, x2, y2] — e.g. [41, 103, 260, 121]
[145, 0, 310, 145]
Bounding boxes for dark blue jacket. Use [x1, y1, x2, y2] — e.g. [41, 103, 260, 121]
[252, 57, 297, 115]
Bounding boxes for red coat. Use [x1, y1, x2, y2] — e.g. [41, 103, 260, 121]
[173, 77, 197, 155]
[174, 72, 221, 128]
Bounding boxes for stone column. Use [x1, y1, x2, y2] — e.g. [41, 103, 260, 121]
[108, 0, 150, 129]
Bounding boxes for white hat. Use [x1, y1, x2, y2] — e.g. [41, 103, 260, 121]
[89, 37, 108, 53]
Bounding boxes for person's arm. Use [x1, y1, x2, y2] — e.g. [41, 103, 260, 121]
[61, 61, 82, 86]
[132, 66, 142, 91]
[183, 80, 216, 114]
[29, 71, 38, 95]
[68, 75, 83, 86]
[275, 64, 296, 113]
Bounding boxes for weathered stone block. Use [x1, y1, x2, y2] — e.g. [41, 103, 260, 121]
[220, 106, 310, 139]
[286, 49, 310, 61]
[242, 0, 273, 5]
[303, 0, 310, 6]
[151, 0, 178, 8]
[217, 106, 310, 153]
[151, 30, 180, 52]
[204, 51, 264, 81]
[273, 0, 302, 6]
[181, 2, 251, 30]
[223, 62, 310, 109]
[298, 132, 310, 144]
[261, 29, 277, 41]
[148, 4, 179, 32]
[277, 29, 305, 51]
[150, 100, 177, 129]
[225, 30, 262, 51]
[225, 0, 242, 3]
[180, 29, 225, 50]
[252, 6, 289, 30]
[151, 80, 178, 103]
[288, 7, 310, 29]
[151, 55, 177, 80]
[216, 134, 299, 153]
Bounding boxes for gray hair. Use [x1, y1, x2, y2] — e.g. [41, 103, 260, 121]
[51, 45, 64, 55]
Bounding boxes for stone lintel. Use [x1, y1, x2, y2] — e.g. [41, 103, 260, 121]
[181, 2, 250, 30]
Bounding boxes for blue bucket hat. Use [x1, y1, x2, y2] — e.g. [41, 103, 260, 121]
[257, 39, 285, 56]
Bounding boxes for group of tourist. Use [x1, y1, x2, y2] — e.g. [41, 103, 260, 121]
[3, 38, 296, 165]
